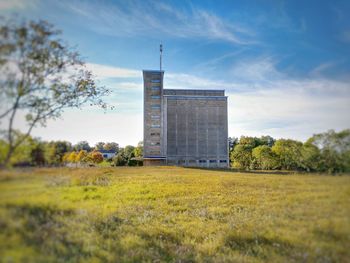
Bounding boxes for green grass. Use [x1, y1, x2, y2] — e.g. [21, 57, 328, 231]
[0, 167, 349, 262]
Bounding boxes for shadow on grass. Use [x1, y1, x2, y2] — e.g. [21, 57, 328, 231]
[224, 233, 303, 260]
[4, 204, 89, 262]
[185, 166, 296, 175]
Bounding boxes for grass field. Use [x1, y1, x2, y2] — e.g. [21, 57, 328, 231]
[0, 167, 349, 262]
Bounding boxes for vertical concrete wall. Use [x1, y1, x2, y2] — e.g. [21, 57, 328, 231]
[143, 70, 165, 163]
[165, 96, 229, 168]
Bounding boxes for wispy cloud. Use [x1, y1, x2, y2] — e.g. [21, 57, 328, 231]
[64, 0, 254, 45]
[229, 56, 283, 82]
[86, 63, 140, 79]
[0, 0, 38, 10]
[309, 62, 337, 77]
[227, 85, 350, 140]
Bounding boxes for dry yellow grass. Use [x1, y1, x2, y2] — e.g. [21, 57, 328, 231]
[0, 167, 349, 262]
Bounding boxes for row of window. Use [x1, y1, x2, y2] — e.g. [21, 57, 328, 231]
[184, 160, 227, 163]
[151, 79, 160, 83]
[151, 95, 160, 99]
[151, 86, 160, 91]
[151, 124, 160, 128]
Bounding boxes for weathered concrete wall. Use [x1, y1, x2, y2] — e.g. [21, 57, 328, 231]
[164, 95, 228, 168]
[143, 70, 165, 161]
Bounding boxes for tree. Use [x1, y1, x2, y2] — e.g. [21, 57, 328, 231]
[67, 151, 77, 163]
[239, 136, 260, 148]
[29, 139, 46, 166]
[272, 139, 303, 170]
[134, 141, 143, 157]
[0, 18, 111, 167]
[0, 139, 7, 164]
[73, 141, 91, 152]
[260, 135, 275, 147]
[112, 146, 137, 166]
[230, 144, 253, 169]
[45, 141, 71, 165]
[94, 142, 105, 151]
[230, 136, 260, 169]
[228, 137, 238, 153]
[0, 130, 34, 166]
[76, 150, 88, 163]
[300, 138, 321, 172]
[124, 145, 135, 159]
[62, 152, 70, 163]
[103, 142, 119, 152]
[89, 151, 103, 164]
[252, 145, 277, 170]
[113, 151, 127, 166]
[310, 129, 350, 173]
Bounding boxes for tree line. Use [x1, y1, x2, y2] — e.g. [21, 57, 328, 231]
[0, 135, 143, 167]
[1, 129, 349, 173]
[229, 129, 350, 174]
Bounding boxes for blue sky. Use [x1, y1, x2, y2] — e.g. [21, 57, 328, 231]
[1, 0, 350, 146]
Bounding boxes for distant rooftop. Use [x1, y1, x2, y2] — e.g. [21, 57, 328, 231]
[143, 70, 164, 73]
[164, 89, 225, 96]
[98, 150, 116, 154]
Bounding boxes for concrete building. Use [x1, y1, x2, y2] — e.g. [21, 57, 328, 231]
[143, 70, 228, 168]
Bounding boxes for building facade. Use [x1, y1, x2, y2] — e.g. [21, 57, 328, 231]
[143, 70, 228, 168]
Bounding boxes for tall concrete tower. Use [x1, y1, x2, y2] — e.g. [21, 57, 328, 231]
[143, 69, 166, 165]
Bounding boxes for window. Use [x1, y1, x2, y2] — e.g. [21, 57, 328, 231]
[151, 115, 160, 119]
[151, 142, 160, 146]
[220, 160, 227, 163]
[209, 160, 217, 163]
[151, 86, 160, 91]
[151, 124, 160, 128]
[150, 132, 160, 136]
[151, 105, 160, 110]
[151, 79, 160, 83]
[151, 95, 160, 99]
[199, 160, 207, 163]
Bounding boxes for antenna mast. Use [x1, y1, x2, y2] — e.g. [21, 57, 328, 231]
[160, 43, 163, 71]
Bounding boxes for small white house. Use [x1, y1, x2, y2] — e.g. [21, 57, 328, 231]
[99, 150, 116, 159]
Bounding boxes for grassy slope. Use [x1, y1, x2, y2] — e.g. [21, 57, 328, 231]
[0, 167, 349, 262]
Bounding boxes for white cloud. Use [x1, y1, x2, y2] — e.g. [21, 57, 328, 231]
[86, 63, 140, 79]
[230, 57, 283, 82]
[64, 1, 254, 45]
[117, 82, 142, 90]
[227, 87, 350, 140]
[21, 109, 143, 147]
